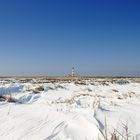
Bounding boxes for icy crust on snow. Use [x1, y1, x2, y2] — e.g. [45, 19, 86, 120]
[0, 78, 140, 140]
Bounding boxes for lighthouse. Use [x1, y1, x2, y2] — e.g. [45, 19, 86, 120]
[72, 67, 74, 77]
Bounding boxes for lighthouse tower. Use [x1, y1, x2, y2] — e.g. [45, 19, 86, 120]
[72, 67, 74, 77]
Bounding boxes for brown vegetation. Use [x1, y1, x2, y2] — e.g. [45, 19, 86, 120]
[0, 95, 16, 103]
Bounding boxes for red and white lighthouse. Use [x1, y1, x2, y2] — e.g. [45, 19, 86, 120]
[72, 67, 74, 77]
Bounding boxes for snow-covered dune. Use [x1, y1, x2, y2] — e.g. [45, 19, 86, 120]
[0, 78, 140, 140]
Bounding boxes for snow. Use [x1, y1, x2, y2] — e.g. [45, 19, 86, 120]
[0, 78, 140, 140]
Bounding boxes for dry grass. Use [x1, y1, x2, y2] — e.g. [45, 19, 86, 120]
[101, 118, 134, 140]
[0, 95, 16, 103]
[112, 89, 119, 93]
[27, 85, 45, 94]
[35, 86, 44, 91]
[63, 93, 94, 104]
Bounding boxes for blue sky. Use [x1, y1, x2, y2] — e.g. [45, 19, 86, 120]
[0, 0, 140, 76]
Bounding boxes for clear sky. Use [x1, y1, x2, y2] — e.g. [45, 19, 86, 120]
[0, 0, 140, 76]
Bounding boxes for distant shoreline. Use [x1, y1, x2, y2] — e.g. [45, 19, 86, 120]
[0, 76, 140, 79]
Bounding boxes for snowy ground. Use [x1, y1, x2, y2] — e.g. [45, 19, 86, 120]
[0, 77, 140, 140]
